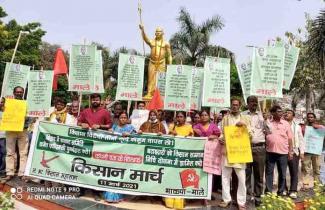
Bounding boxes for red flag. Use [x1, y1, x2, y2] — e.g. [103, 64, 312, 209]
[179, 169, 200, 188]
[147, 89, 164, 110]
[52, 75, 59, 91]
[52, 48, 68, 90]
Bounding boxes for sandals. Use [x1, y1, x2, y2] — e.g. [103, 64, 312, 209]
[0, 175, 13, 183]
[301, 183, 309, 191]
[19, 176, 30, 183]
[201, 199, 208, 206]
[218, 201, 231, 208]
[238, 204, 247, 210]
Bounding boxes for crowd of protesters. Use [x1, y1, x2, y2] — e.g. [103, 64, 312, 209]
[0, 87, 324, 210]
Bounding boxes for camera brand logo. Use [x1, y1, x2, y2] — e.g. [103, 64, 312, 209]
[10, 187, 23, 200]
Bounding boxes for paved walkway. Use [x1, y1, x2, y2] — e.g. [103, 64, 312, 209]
[1, 153, 323, 210]
[14, 199, 37, 210]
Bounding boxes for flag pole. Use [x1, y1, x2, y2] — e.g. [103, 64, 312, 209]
[78, 38, 87, 115]
[2, 31, 29, 98]
[138, 0, 146, 56]
[127, 101, 131, 117]
[78, 94, 82, 115]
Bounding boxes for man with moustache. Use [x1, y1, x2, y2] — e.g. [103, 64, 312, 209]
[264, 105, 293, 196]
[66, 100, 80, 126]
[2, 86, 32, 182]
[284, 109, 305, 198]
[218, 98, 251, 210]
[301, 112, 325, 189]
[77, 93, 112, 201]
[242, 96, 266, 206]
[78, 93, 112, 130]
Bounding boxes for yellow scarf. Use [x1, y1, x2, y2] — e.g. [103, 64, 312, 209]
[49, 108, 67, 123]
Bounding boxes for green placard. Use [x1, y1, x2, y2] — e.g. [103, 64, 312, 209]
[94, 50, 104, 93]
[116, 53, 145, 101]
[237, 60, 252, 103]
[202, 57, 230, 107]
[164, 65, 193, 111]
[283, 44, 300, 90]
[68, 45, 96, 92]
[304, 126, 325, 155]
[190, 67, 204, 110]
[156, 72, 166, 97]
[1, 62, 30, 98]
[25, 121, 212, 199]
[251, 46, 285, 98]
[26, 71, 54, 117]
[275, 41, 300, 90]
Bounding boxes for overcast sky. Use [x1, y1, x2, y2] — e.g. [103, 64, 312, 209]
[1, 0, 324, 64]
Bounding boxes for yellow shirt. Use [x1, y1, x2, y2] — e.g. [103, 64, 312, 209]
[169, 123, 193, 137]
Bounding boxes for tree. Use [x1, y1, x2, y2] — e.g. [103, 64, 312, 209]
[307, 10, 325, 111]
[0, 7, 8, 42]
[170, 7, 224, 66]
[39, 42, 61, 69]
[284, 13, 323, 113]
[306, 10, 325, 78]
[170, 8, 241, 96]
[0, 6, 46, 89]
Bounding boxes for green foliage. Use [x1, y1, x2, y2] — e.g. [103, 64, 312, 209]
[0, 7, 7, 20]
[40, 42, 62, 69]
[52, 75, 71, 105]
[170, 8, 241, 97]
[230, 62, 241, 96]
[257, 192, 295, 210]
[277, 11, 325, 112]
[306, 10, 325, 73]
[290, 13, 323, 91]
[304, 182, 325, 210]
[0, 6, 46, 89]
[170, 7, 224, 65]
[0, 192, 15, 210]
[279, 12, 325, 112]
[104, 86, 117, 101]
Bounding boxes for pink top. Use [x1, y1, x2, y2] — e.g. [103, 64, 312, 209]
[78, 107, 112, 128]
[266, 119, 293, 154]
[194, 123, 222, 175]
[193, 123, 221, 137]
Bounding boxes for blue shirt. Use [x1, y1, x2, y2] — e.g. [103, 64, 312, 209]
[112, 123, 136, 135]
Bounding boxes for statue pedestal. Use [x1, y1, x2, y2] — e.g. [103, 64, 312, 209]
[142, 97, 152, 109]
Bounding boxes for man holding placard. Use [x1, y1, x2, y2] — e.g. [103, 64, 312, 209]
[219, 98, 251, 210]
[130, 101, 149, 131]
[301, 113, 325, 189]
[1, 86, 30, 182]
[264, 105, 293, 195]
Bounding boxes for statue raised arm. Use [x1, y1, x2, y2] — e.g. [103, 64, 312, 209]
[139, 24, 172, 100]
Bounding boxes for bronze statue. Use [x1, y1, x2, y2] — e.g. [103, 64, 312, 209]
[139, 24, 172, 100]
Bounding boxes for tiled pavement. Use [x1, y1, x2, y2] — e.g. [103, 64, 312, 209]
[5, 176, 314, 210]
